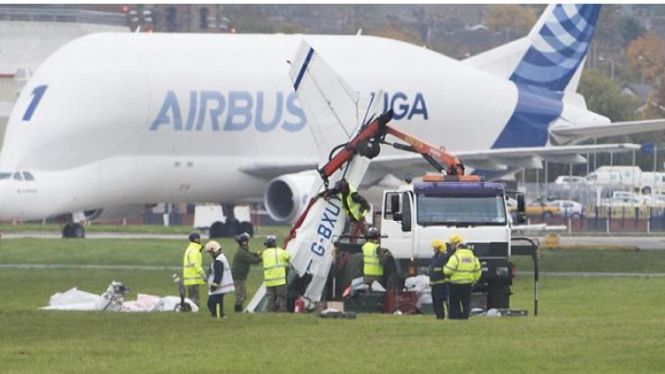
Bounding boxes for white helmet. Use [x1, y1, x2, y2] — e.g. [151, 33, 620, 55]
[204, 241, 222, 253]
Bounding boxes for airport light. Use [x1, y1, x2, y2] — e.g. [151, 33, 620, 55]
[598, 56, 614, 81]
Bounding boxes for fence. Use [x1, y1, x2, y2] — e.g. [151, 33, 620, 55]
[0, 7, 125, 26]
[527, 206, 665, 233]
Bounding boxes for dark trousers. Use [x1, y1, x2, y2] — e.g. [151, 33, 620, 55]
[186, 285, 200, 307]
[266, 285, 287, 313]
[448, 283, 472, 320]
[431, 283, 448, 320]
[207, 293, 225, 318]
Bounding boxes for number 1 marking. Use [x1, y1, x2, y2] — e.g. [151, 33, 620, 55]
[22, 85, 48, 121]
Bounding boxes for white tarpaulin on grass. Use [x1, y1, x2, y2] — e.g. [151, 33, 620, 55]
[41, 281, 199, 312]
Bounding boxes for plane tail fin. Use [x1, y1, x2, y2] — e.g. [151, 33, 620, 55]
[289, 40, 385, 162]
[464, 4, 601, 93]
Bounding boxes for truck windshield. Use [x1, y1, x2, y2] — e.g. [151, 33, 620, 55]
[416, 195, 507, 226]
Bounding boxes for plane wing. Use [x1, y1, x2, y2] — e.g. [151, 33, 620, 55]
[371, 143, 642, 173]
[289, 40, 372, 162]
[241, 39, 383, 182]
[238, 158, 318, 180]
[239, 140, 644, 182]
[248, 41, 381, 310]
[550, 119, 665, 139]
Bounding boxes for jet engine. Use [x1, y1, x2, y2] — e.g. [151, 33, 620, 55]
[264, 172, 319, 223]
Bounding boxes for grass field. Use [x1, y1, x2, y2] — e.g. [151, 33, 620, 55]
[1, 238, 664, 373]
[0, 223, 292, 237]
[8, 221, 665, 237]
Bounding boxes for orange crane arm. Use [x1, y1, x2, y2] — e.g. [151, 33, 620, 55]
[317, 109, 471, 185]
[384, 126, 459, 167]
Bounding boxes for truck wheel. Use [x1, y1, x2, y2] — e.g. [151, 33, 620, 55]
[209, 221, 224, 238]
[643, 187, 652, 194]
[487, 283, 511, 309]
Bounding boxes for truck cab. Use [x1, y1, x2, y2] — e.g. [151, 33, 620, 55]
[381, 177, 516, 309]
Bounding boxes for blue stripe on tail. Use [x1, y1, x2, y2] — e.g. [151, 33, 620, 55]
[294, 47, 315, 91]
[509, 4, 601, 91]
[492, 85, 563, 149]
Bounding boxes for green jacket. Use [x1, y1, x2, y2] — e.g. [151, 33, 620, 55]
[232, 246, 262, 281]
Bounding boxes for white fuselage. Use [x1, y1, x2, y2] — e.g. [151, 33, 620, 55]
[0, 33, 519, 220]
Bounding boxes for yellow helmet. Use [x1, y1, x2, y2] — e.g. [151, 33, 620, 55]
[449, 234, 464, 244]
[431, 239, 446, 250]
[204, 241, 222, 253]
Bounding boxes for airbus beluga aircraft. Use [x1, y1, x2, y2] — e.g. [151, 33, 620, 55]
[0, 4, 662, 237]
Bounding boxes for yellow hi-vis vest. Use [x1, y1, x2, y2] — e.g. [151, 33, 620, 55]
[340, 187, 366, 222]
[262, 247, 291, 287]
[362, 242, 384, 277]
[183, 242, 205, 286]
[443, 248, 482, 284]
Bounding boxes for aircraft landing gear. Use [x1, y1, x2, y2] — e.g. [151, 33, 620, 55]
[239, 221, 254, 237]
[62, 222, 85, 239]
[209, 205, 254, 238]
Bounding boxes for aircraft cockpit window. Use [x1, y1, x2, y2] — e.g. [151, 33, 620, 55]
[0, 172, 11, 180]
[13, 172, 24, 181]
[23, 171, 35, 181]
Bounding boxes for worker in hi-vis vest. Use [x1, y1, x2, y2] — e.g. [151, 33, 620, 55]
[429, 238, 453, 320]
[262, 235, 291, 312]
[204, 240, 235, 319]
[182, 232, 206, 307]
[362, 227, 387, 286]
[332, 179, 370, 239]
[444, 241, 481, 320]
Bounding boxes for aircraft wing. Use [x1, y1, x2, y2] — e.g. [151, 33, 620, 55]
[240, 141, 644, 180]
[289, 40, 369, 161]
[238, 158, 318, 180]
[288, 40, 383, 304]
[241, 39, 384, 181]
[550, 119, 665, 139]
[248, 41, 382, 310]
[371, 143, 642, 173]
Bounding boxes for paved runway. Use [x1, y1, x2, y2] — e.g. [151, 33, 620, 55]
[1, 232, 184, 240]
[4, 232, 665, 249]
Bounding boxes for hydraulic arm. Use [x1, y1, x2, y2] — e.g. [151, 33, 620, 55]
[285, 109, 477, 244]
[318, 109, 476, 186]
